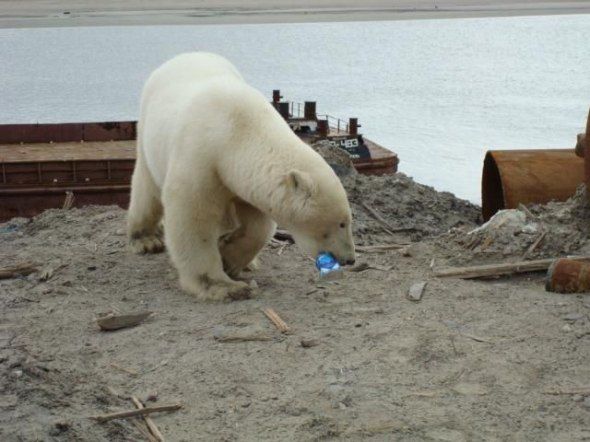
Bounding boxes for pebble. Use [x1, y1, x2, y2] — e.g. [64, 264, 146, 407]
[407, 281, 427, 302]
[583, 397, 590, 409]
[248, 279, 258, 289]
[300, 338, 320, 348]
[562, 324, 573, 332]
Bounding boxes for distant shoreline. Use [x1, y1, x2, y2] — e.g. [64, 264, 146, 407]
[1, 0, 589, 28]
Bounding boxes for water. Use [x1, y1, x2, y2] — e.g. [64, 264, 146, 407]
[1, 14, 589, 202]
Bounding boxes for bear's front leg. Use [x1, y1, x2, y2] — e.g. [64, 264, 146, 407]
[162, 181, 251, 301]
[220, 202, 276, 278]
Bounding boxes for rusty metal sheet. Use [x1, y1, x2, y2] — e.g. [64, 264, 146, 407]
[0, 121, 136, 144]
[482, 149, 584, 221]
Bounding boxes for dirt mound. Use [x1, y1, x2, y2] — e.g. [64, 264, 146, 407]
[435, 185, 590, 265]
[343, 173, 481, 243]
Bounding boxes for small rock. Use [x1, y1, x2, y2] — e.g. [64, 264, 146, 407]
[300, 338, 320, 348]
[562, 324, 573, 332]
[407, 281, 427, 302]
[249, 279, 258, 289]
[583, 397, 590, 409]
[572, 395, 584, 402]
[146, 392, 158, 402]
[12, 369, 23, 378]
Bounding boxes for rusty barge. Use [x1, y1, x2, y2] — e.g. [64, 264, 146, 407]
[0, 91, 399, 222]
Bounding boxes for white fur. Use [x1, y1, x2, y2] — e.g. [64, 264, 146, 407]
[128, 52, 355, 301]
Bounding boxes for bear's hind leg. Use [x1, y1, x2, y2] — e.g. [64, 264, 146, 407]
[220, 202, 276, 279]
[127, 154, 164, 254]
[163, 182, 251, 301]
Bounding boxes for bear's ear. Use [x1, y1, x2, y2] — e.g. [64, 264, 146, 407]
[284, 170, 316, 199]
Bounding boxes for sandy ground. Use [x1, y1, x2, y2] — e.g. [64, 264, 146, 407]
[1, 0, 590, 27]
[1, 165, 589, 441]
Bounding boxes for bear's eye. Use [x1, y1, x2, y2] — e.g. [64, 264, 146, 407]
[339, 223, 346, 228]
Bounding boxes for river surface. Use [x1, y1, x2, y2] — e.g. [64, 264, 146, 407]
[1, 14, 589, 202]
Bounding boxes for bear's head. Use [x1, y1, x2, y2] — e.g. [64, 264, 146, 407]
[277, 169, 356, 266]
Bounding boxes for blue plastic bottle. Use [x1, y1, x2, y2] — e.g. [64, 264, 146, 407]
[315, 252, 342, 279]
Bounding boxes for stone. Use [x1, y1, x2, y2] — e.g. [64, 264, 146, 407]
[407, 281, 427, 302]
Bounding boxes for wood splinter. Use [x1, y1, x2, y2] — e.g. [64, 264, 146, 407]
[263, 308, 290, 334]
[92, 403, 182, 423]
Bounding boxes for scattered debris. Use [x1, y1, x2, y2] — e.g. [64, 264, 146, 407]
[263, 308, 290, 334]
[96, 311, 153, 331]
[0, 262, 37, 280]
[407, 281, 427, 302]
[440, 185, 590, 264]
[91, 403, 182, 422]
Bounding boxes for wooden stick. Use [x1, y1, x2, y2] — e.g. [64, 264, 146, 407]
[522, 231, 546, 259]
[361, 202, 416, 234]
[435, 256, 590, 279]
[132, 396, 165, 442]
[262, 308, 290, 334]
[92, 404, 182, 422]
[0, 263, 37, 280]
[96, 311, 153, 331]
[131, 418, 159, 442]
[62, 191, 75, 210]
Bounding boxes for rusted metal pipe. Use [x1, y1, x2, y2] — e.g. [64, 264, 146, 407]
[304, 102, 316, 120]
[546, 258, 590, 293]
[481, 149, 585, 221]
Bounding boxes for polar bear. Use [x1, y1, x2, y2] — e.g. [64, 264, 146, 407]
[127, 52, 356, 301]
